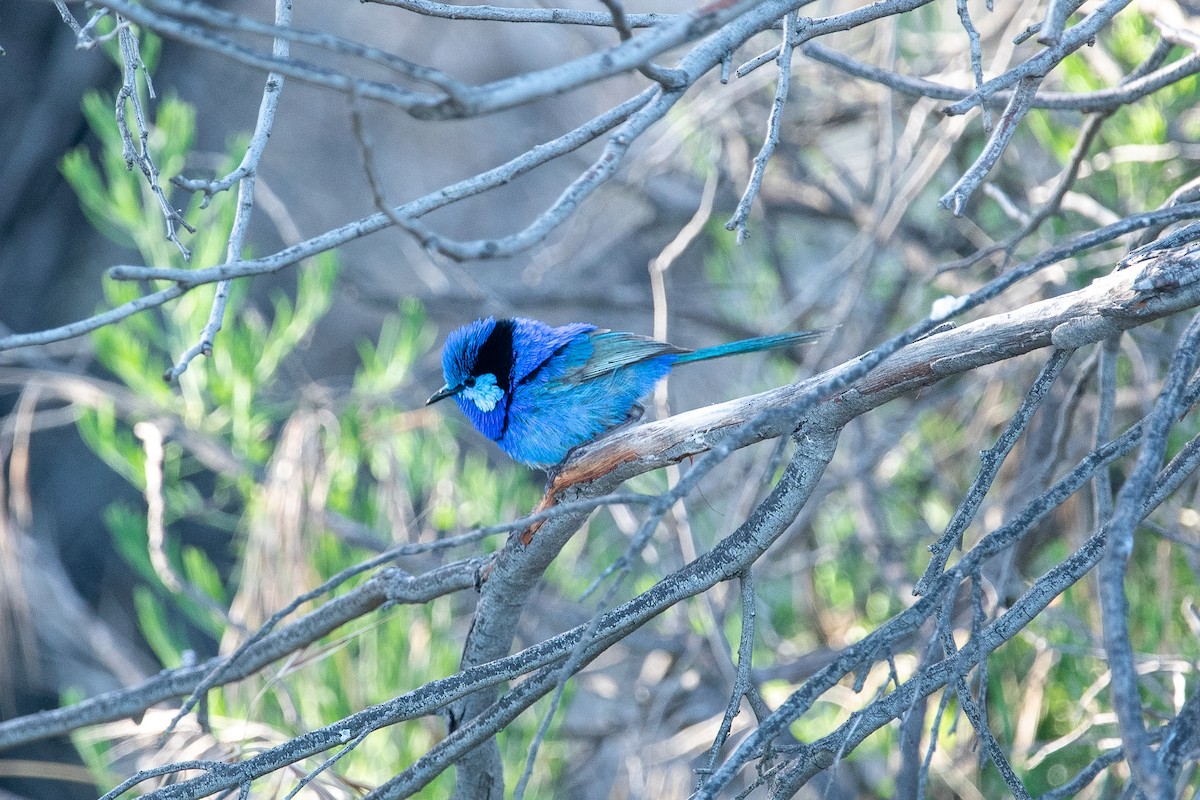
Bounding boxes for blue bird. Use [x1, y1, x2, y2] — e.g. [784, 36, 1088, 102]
[426, 317, 825, 469]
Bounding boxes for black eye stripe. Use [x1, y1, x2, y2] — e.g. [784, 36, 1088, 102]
[473, 319, 514, 392]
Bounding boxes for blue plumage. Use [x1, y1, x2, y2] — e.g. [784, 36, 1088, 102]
[427, 317, 824, 469]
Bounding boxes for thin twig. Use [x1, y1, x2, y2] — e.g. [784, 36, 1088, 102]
[102, 89, 656, 281]
[114, 19, 195, 258]
[148, 0, 468, 98]
[366, 0, 671, 26]
[1036, 0, 1077, 46]
[942, 0, 1134, 117]
[915, 348, 1074, 596]
[936, 35, 1179, 273]
[597, 0, 687, 88]
[1093, 336, 1120, 522]
[281, 728, 372, 800]
[98, 760, 222, 800]
[700, 569, 758, 778]
[92, 0, 767, 120]
[101, 164, 1200, 300]
[0, 285, 186, 351]
[133, 421, 234, 624]
[511, 560, 629, 800]
[726, 12, 801, 242]
[156, 490, 657, 740]
[801, 40, 1200, 113]
[955, 0, 989, 132]
[939, 74, 1043, 216]
[164, 0, 292, 382]
[54, 1, 95, 45]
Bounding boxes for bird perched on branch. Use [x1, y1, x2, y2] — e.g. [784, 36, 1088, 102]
[427, 317, 826, 469]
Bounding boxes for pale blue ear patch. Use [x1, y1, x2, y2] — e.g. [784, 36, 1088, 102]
[463, 373, 504, 412]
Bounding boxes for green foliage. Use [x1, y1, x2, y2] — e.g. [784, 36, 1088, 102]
[61, 73, 560, 792]
[1027, 9, 1198, 221]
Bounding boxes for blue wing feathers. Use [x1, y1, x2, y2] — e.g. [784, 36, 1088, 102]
[510, 318, 595, 383]
[567, 331, 689, 383]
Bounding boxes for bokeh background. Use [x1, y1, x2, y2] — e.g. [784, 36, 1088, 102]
[2, 1, 1200, 797]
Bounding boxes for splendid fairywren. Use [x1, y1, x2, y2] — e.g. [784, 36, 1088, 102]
[427, 317, 825, 469]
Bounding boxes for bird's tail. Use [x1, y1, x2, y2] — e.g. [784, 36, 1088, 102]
[673, 328, 829, 365]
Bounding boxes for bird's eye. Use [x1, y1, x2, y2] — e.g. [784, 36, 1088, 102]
[465, 376, 476, 387]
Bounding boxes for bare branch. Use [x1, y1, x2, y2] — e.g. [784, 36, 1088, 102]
[940, 74, 1043, 216]
[726, 12, 801, 242]
[942, 0, 1134, 117]
[95, 0, 774, 120]
[148, 0, 468, 97]
[54, 1, 96, 46]
[1098, 314, 1200, 800]
[1037, 0, 1082, 46]
[700, 569, 758, 778]
[164, 0, 292, 382]
[97, 89, 655, 283]
[915, 349, 1074, 596]
[114, 19, 195, 258]
[365, 0, 672, 27]
[0, 285, 186, 352]
[596, 0, 687, 88]
[954, 0, 989, 132]
[802, 39, 1200, 113]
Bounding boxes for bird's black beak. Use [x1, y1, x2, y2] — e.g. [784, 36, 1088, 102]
[426, 383, 462, 405]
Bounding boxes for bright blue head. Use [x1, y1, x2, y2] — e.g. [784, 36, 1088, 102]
[427, 317, 514, 441]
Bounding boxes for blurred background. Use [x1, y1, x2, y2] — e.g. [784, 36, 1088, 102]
[1, 0, 1199, 797]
